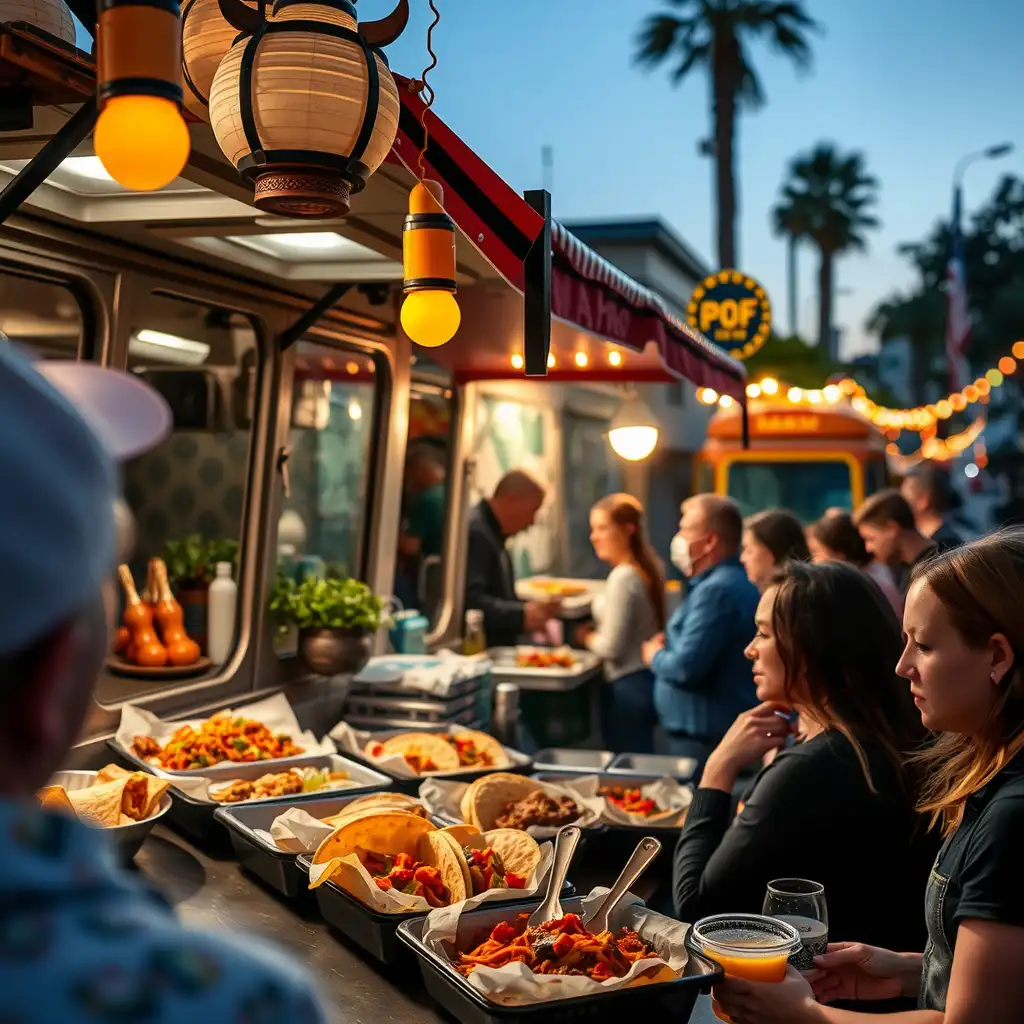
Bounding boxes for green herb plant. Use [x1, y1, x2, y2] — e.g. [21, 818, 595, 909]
[165, 535, 240, 589]
[268, 574, 387, 637]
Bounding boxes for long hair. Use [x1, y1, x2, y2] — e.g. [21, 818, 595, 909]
[809, 510, 870, 567]
[768, 560, 926, 793]
[911, 529, 1024, 835]
[747, 508, 811, 564]
[593, 493, 666, 631]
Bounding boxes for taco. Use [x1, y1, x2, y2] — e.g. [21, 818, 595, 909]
[37, 785, 77, 818]
[364, 732, 461, 774]
[96, 764, 170, 821]
[597, 784, 686, 826]
[423, 824, 540, 896]
[447, 729, 509, 770]
[67, 778, 129, 827]
[309, 809, 465, 907]
[320, 792, 428, 828]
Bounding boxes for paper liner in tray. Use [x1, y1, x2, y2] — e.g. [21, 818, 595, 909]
[597, 776, 693, 828]
[115, 693, 335, 772]
[331, 721, 514, 779]
[305, 834, 555, 915]
[422, 886, 690, 1005]
[419, 776, 605, 838]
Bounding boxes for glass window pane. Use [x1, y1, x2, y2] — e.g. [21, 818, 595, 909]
[97, 294, 258, 703]
[0, 273, 82, 358]
[728, 460, 852, 521]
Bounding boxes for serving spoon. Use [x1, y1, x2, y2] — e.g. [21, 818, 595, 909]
[584, 835, 662, 934]
[527, 824, 581, 928]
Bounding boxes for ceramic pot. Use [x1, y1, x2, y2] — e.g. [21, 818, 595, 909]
[298, 627, 371, 676]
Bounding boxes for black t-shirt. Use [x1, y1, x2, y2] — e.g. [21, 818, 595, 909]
[673, 731, 939, 955]
[934, 752, 1024, 943]
[929, 521, 963, 554]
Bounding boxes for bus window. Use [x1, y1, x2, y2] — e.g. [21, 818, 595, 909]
[0, 272, 83, 359]
[865, 456, 889, 498]
[275, 340, 379, 657]
[727, 460, 853, 521]
[396, 384, 452, 625]
[99, 294, 258, 703]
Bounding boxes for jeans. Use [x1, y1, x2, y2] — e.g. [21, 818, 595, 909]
[600, 669, 657, 754]
[662, 733, 717, 783]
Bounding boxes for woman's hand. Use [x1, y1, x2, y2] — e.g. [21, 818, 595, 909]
[574, 623, 595, 647]
[713, 966, 821, 1024]
[700, 702, 790, 791]
[811, 943, 922, 1003]
[641, 633, 665, 667]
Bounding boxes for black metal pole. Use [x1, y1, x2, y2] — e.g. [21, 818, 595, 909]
[0, 98, 98, 227]
[741, 394, 750, 449]
[277, 282, 354, 351]
[523, 188, 551, 377]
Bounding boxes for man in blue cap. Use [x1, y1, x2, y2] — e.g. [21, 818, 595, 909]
[0, 344, 327, 1022]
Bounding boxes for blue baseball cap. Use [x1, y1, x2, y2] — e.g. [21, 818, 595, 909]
[0, 343, 171, 655]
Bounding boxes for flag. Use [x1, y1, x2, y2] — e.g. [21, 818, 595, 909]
[945, 187, 972, 391]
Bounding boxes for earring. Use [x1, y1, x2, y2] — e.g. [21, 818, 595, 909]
[992, 672, 998, 683]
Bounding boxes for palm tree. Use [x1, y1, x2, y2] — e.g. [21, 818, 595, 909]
[776, 143, 880, 357]
[634, 0, 819, 270]
[771, 194, 813, 337]
[867, 289, 946, 405]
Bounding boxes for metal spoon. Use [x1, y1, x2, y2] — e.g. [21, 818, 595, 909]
[527, 824, 581, 927]
[585, 835, 662, 934]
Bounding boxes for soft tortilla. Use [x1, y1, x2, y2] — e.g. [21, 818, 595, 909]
[38, 785, 78, 819]
[474, 827, 542, 881]
[368, 733, 460, 773]
[451, 728, 510, 769]
[421, 830, 471, 902]
[68, 778, 128, 827]
[96, 764, 170, 820]
[462, 772, 540, 831]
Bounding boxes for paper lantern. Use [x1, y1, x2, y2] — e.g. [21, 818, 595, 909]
[0, 0, 75, 42]
[400, 180, 460, 348]
[180, 0, 263, 120]
[210, 0, 409, 217]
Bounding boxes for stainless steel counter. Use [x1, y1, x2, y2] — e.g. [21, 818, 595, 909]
[132, 825, 719, 1024]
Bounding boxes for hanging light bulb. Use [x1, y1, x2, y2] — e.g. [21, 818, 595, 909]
[400, 180, 461, 348]
[94, 0, 191, 190]
[607, 393, 660, 462]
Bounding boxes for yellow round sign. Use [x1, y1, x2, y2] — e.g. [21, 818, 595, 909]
[687, 269, 772, 359]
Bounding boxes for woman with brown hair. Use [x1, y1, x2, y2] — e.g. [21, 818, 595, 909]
[578, 493, 665, 753]
[741, 508, 811, 592]
[673, 560, 935, 959]
[712, 529, 1024, 1024]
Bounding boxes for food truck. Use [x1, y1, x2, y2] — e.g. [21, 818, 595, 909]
[697, 390, 890, 520]
[1, 7, 748, 1020]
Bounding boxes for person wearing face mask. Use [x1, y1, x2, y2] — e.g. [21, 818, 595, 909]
[0, 346, 328, 1024]
[712, 530, 1024, 1024]
[641, 495, 759, 773]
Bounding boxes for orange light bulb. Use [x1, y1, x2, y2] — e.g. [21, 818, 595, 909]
[400, 290, 461, 348]
[94, 95, 190, 191]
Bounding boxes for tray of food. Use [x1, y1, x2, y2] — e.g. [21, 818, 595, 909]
[487, 647, 601, 687]
[515, 577, 597, 616]
[215, 791, 426, 898]
[39, 766, 172, 864]
[533, 748, 614, 773]
[397, 826, 720, 1022]
[331, 723, 533, 794]
[348, 654, 491, 700]
[607, 753, 699, 782]
[297, 806, 572, 964]
[109, 693, 334, 776]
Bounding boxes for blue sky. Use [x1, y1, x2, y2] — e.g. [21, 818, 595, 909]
[79, 0, 1023, 358]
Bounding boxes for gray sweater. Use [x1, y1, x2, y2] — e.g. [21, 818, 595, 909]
[585, 563, 661, 681]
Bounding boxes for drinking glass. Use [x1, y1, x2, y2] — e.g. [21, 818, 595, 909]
[692, 914, 800, 1023]
[762, 878, 829, 972]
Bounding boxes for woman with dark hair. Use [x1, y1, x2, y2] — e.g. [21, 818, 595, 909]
[808, 509, 903, 616]
[673, 561, 935, 959]
[713, 529, 1024, 1024]
[741, 508, 811, 591]
[578, 493, 665, 753]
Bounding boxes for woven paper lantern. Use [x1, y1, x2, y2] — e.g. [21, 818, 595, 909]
[209, 0, 408, 217]
[0, 0, 76, 43]
[181, 0, 263, 120]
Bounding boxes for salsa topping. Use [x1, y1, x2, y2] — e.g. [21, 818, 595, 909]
[360, 850, 449, 907]
[211, 768, 351, 804]
[446, 735, 494, 769]
[463, 846, 527, 892]
[494, 791, 580, 831]
[598, 785, 661, 818]
[515, 649, 576, 670]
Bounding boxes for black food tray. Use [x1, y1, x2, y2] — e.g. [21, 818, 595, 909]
[339, 727, 534, 795]
[298, 854, 576, 966]
[214, 788, 424, 898]
[396, 896, 721, 1024]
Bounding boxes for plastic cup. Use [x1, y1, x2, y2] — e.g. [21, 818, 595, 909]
[692, 914, 801, 1023]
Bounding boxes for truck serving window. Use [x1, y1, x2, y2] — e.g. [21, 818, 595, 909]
[728, 460, 853, 521]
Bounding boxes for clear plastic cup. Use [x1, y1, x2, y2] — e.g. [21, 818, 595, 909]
[692, 914, 801, 1023]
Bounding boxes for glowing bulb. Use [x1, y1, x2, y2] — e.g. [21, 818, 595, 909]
[400, 290, 461, 348]
[987, 368, 1004, 387]
[347, 399, 362, 421]
[965, 463, 979, 479]
[807, 390, 823, 404]
[936, 400, 953, 419]
[574, 351, 589, 368]
[547, 352, 556, 368]
[823, 384, 841, 403]
[999, 356, 1016, 375]
[699, 387, 719, 405]
[760, 377, 779, 395]
[608, 350, 622, 367]
[746, 383, 761, 398]
[1014, 340, 1024, 360]
[510, 353, 524, 370]
[788, 387, 803, 402]
[94, 96, 190, 191]
[608, 426, 658, 461]
[346, 361, 359, 375]
[719, 394, 735, 408]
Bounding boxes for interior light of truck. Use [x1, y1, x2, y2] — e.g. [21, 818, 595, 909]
[61, 157, 116, 183]
[608, 350, 623, 367]
[401, 180, 460, 348]
[574, 352, 589, 368]
[130, 329, 210, 365]
[510, 354, 524, 370]
[608, 395, 660, 462]
[547, 352, 556, 369]
[95, 0, 190, 191]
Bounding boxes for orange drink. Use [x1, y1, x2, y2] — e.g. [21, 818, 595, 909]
[691, 914, 800, 1023]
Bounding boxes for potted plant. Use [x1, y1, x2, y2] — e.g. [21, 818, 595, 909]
[164, 535, 240, 650]
[269, 574, 386, 676]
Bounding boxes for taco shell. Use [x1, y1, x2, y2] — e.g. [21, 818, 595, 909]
[462, 772, 542, 831]
[96, 764, 170, 820]
[368, 732, 460, 773]
[38, 785, 77, 819]
[421, 830, 471, 902]
[340, 792, 427, 818]
[474, 827, 542, 881]
[68, 778, 128, 828]
[451, 728, 510, 768]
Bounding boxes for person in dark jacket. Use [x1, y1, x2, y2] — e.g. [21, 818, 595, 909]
[643, 495, 759, 774]
[854, 489, 937, 597]
[464, 470, 556, 646]
[900, 461, 964, 553]
[673, 561, 936, 974]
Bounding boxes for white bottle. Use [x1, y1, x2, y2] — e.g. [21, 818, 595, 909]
[207, 562, 237, 665]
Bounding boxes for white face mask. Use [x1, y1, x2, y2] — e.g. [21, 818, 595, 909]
[670, 533, 693, 576]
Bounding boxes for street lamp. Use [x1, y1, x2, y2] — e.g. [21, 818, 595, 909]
[954, 142, 1014, 188]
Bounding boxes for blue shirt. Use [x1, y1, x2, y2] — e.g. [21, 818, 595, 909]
[0, 800, 327, 1024]
[652, 555, 759, 740]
